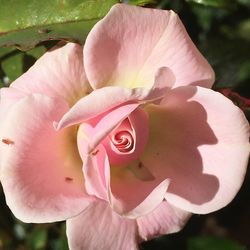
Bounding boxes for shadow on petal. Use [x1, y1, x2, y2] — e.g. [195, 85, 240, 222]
[142, 86, 220, 207]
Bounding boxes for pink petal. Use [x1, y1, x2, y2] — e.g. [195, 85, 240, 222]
[77, 105, 169, 217]
[78, 130, 110, 200]
[137, 201, 191, 240]
[56, 85, 167, 131]
[102, 107, 148, 165]
[142, 86, 250, 214]
[89, 103, 139, 154]
[154, 67, 176, 90]
[0, 87, 26, 121]
[0, 87, 26, 105]
[11, 43, 92, 105]
[77, 104, 140, 199]
[115, 179, 170, 219]
[80, 132, 169, 217]
[84, 4, 214, 89]
[66, 201, 139, 250]
[0, 94, 93, 223]
[108, 164, 169, 217]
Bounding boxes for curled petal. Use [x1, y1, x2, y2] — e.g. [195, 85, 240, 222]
[81, 148, 169, 218]
[113, 179, 170, 219]
[0, 94, 92, 223]
[56, 85, 167, 131]
[77, 104, 140, 199]
[77, 103, 139, 154]
[84, 4, 214, 89]
[89, 103, 139, 153]
[77, 105, 167, 217]
[78, 133, 109, 200]
[103, 107, 149, 165]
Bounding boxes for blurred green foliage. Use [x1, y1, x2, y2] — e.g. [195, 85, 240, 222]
[0, 0, 249, 250]
[188, 236, 246, 250]
[186, 0, 237, 8]
[0, 0, 119, 50]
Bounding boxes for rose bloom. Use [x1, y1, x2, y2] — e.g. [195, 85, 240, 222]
[0, 4, 249, 250]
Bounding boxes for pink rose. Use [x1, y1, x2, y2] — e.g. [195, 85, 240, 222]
[0, 4, 249, 250]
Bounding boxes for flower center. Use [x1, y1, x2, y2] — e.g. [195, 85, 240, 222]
[111, 131, 134, 153]
[103, 107, 149, 166]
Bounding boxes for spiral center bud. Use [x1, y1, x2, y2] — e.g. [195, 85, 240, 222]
[103, 107, 149, 166]
[111, 131, 134, 153]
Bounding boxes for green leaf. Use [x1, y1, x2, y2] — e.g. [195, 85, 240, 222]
[237, 0, 250, 7]
[188, 236, 246, 250]
[49, 223, 69, 250]
[0, 47, 16, 85]
[127, 0, 157, 6]
[26, 46, 46, 59]
[0, 46, 14, 57]
[186, 0, 236, 8]
[0, 45, 46, 85]
[27, 227, 48, 250]
[1, 52, 23, 82]
[0, 0, 118, 51]
[199, 36, 250, 89]
[237, 19, 250, 41]
[238, 61, 250, 82]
